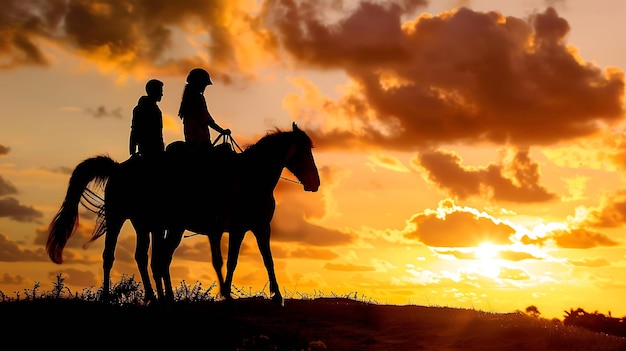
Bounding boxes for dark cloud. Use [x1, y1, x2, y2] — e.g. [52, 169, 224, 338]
[551, 228, 619, 248]
[0, 233, 49, 262]
[266, 4, 624, 149]
[520, 227, 619, 249]
[172, 237, 214, 263]
[270, 216, 353, 246]
[261, 0, 427, 68]
[404, 199, 516, 247]
[0, 272, 32, 285]
[0, 0, 64, 68]
[0, 145, 10, 156]
[583, 190, 626, 228]
[0, 196, 43, 223]
[0, 0, 257, 81]
[5, 2, 619, 148]
[412, 148, 557, 203]
[0, 176, 18, 196]
[86, 106, 123, 119]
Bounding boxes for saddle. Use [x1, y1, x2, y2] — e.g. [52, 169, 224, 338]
[164, 136, 238, 182]
[166, 139, 235, 161]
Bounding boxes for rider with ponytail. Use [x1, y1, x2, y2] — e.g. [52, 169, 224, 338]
[178, 68, 230, 153]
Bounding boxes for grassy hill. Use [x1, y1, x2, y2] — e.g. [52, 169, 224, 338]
[2, 297, 625, 350]
[2, 276, 624, 350]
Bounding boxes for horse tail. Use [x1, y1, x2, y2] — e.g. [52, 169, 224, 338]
[46, 155, 118, 264]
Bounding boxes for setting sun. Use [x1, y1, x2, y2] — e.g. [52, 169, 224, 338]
[475, 242, 500, 261]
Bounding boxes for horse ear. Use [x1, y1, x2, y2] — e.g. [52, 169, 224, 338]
[292, 121, 300, 131]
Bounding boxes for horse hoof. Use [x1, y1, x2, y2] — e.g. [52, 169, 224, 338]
[100, 293, 111, 304]
[272, 295, 284, 307]
[145, 293, 157, 304]
[144, 297, 157, 306]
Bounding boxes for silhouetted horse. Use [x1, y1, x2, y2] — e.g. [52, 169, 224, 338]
[46, 122, 320, 305]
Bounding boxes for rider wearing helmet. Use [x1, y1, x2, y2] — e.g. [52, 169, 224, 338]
[178, 68, 230, 152]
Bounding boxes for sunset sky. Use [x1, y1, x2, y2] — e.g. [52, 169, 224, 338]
[2, 0, 626, 320]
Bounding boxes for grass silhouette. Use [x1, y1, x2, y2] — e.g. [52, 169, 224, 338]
[1, 274, 625, 351]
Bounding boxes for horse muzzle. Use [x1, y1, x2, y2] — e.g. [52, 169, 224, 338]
[303, 174, 320, 192]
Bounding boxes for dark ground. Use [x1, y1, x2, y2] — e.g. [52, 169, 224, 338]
[1, 297, 625, 350]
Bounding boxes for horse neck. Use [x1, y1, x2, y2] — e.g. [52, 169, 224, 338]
[242, 135, 291, 189]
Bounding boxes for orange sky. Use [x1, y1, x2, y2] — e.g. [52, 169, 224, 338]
[2, 0, 626, 320]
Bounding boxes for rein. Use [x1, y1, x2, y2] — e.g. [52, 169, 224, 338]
[213, 132, 302, 185]
[213, 133, 243, 152]
[279, 176, 301, 185]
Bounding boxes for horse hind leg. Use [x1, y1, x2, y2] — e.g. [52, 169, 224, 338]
[150, 227, 167, 302]
[102, 215, 124, 303]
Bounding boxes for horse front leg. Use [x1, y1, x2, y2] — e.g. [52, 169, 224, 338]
[208, 232, 228, 300]
[253, 223, 283, 306]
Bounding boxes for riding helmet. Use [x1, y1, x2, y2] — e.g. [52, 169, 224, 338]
[186, 68, 213, 86]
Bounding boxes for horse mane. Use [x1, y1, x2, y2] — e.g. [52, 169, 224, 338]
[244, 128, 283, 151]
[244, 127, 312, 154]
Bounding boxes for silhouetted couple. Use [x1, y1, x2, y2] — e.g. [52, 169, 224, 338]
[129, 68, 230, 160]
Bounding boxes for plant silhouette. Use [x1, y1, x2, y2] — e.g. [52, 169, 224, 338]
[46, 122, 320, 306]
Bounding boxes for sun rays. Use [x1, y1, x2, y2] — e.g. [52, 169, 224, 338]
[475, 242, 500, 261]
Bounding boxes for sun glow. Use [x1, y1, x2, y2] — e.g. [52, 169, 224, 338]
[475, 242, 500, 260]
[472, 242, 503, 279]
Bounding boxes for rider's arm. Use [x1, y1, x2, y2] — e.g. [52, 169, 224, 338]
[200, 96, 230, 135]
[208, 119, 230, 135]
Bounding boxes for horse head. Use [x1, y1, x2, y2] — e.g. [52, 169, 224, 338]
[286, 122, 320, 192]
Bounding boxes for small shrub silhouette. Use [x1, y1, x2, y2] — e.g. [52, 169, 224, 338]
[174, 279, 217, 302]
[525, 305, 541, 318]
[563, 308, 626, 337]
